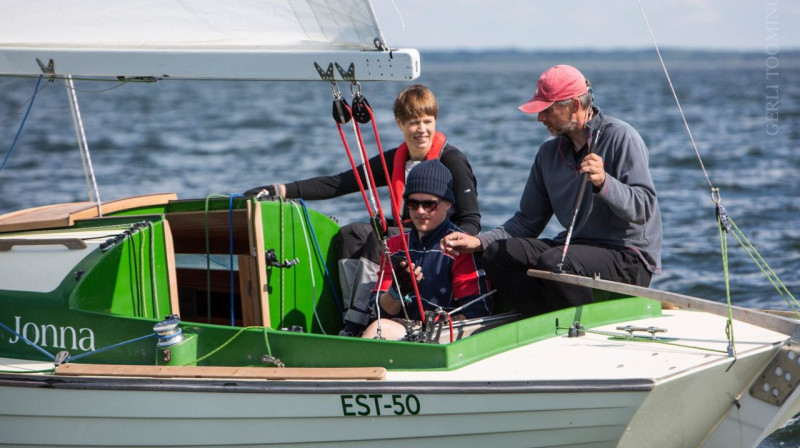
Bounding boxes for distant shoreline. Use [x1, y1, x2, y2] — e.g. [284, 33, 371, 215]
[415, 48, 800, 71]
[417, 47, 800, 62]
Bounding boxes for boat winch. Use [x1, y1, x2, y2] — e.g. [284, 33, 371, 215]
[153, 316, 197, 366]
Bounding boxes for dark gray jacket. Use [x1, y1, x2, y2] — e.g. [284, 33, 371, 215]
[479, 108, 662, 272]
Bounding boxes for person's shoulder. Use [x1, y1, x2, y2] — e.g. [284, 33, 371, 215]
[442, 219, 464, 235]
[599, 111, 642, 138]
[439, 145, 476, 173]
[440, 143, 467, 161]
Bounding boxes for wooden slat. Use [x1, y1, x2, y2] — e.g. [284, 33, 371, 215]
[0, 193, 177, 233]
[527, 269, 800, 340]
[161, 220, 181, 318]
[248, 200, 270, 327]
[238, 255, 261, 326]
[55, 363, 387, 380]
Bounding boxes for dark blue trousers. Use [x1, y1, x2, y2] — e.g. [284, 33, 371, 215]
[482, 238, 652, 316]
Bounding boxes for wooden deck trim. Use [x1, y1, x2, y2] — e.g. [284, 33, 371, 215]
[161, 220, 181, 318]
[0, 193, 177, 233]
[527, 269, 800, 340]
[248, 200, 270, 327]
[55, 363, 387, 381]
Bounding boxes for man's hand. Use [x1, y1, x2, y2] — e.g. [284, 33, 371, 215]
[391, 255, 423, 295]
[580, 153, 606, 188]
[440, 231, 483, 256]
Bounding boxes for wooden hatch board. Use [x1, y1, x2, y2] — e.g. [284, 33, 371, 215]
[0, 193, 177, 233]
[55, 363, 387, 381]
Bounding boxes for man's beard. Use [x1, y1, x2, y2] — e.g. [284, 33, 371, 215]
[547, 119, 579, 137]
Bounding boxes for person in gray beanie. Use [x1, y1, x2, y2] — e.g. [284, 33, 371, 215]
[361, 160, 492, 340]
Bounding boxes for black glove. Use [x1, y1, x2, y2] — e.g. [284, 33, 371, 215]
[390, 253, 418, 296]
[243, 184, 277, 198]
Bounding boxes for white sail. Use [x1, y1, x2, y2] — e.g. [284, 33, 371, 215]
[0, 0, 419, 81]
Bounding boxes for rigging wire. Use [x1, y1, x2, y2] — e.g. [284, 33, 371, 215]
[0, 77, 53, 127]
[637, 1, 740, 352]
[0, 76, 43, 174]
[637, 0, 798, 337]
[636, 0, 712, 190]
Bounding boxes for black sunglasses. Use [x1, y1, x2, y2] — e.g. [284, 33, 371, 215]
[406, 198, 442, 212]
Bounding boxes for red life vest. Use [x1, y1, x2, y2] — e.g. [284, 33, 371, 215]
[390, 131, 447, 215]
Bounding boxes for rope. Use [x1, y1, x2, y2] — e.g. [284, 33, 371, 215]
[0, 322, 157, 364]
[357, 99, 426, 323]
[138, 222, 147, 318]
[0, 76, 43, 174]
[0, 368, 55, 374]
[637, 0, 798, 331]
[372, 250, 391, 338]
[229, 194, 245, 326]
[147, 222, 160, 318]
[728, 218, 800, 315]
[0, 77, 53, 127]
[718, 215, 736, 357]
[290, 201, 327, 334]
[63, 79, 129, 94]
[279, 196, 286, 328]
[128, 226, 143, 316]
[67, 333, 156, 362]
[350, 112, 388, 233]
[333, 102, 375, 217]
[297, 199, 343, 314]
[0, 321, 56, 360]
[637, 0, 713, 191]
[185, 326, 280, 366]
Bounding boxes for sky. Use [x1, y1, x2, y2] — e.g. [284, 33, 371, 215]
[371, 0, 799, 51]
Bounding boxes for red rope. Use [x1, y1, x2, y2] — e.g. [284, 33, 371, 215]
[351, 120, 388, 233]
[334, 104, 373, 216]
[360, 102, 426, 323]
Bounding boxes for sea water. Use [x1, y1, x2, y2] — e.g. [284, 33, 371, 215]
[0, 50, 798, 445]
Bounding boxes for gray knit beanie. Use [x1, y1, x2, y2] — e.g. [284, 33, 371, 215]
[403, 160, 455, 203]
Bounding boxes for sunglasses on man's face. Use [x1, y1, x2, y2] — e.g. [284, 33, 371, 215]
[406, 198, 442, 212]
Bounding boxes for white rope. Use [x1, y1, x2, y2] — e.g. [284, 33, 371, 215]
[64, 75, 103, 216]
[636, 0, 713, 191]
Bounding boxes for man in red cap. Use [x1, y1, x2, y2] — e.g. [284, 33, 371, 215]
[440, 65, 662, 316]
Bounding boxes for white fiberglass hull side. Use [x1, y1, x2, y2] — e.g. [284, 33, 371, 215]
[0, 310, 794, 448]
[0, 384, 646, 448]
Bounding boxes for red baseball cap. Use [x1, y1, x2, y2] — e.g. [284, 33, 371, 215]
[518, 65, 588, 114]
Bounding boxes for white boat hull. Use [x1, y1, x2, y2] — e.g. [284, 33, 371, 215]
[1, 309, 795, 448]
